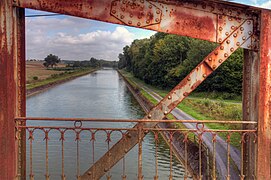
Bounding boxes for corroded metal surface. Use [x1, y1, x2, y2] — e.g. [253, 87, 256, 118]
[14, 0, 258, 50]
[257, 10, 271, 179]
[15, 117, 257, 179]
[80, 20, 252, 179]
[0, 1, 25, 179]
[1, 0, 270, 179]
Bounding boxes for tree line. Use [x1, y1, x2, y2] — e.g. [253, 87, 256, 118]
[118, 32, 243, 95]
[43, 54, 118, 68]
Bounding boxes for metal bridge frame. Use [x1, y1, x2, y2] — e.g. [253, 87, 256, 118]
[0, 0, 270, 179]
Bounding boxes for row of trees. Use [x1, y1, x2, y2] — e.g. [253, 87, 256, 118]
[71, 57, 118, 68]
[118, 32, 243, 94]
[43, 54, 117, 68]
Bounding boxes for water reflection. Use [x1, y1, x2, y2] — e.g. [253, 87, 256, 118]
[27, 69, 186, 179]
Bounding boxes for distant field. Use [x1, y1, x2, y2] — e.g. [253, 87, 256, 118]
[26, 61, 65, 83]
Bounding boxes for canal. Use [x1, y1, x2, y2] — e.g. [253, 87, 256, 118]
[27, 69, 186, 179]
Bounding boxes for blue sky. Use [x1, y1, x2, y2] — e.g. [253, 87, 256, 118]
[25, 0, 271, 61]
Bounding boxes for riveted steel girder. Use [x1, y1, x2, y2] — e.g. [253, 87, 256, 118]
[0, 1, 26, 179]
[81, 18, 253, 179]
[14, 0, 259, 50]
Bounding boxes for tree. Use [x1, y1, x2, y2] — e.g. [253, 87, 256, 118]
[43, 54, 61, 68]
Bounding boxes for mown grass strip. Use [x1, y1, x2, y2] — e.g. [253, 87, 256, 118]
[27, 68, 97, 90]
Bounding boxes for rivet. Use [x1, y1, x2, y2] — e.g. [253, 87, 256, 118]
[208, 57, 212, 61]
[240, 27, 244, 31]
[155, 18, 160, 22]
[183, 92, 188, 96]
[230, 48, 234, 52]
[212, 65, 216, 69]
[149, 5, 152, 9]
[236, 42, 240, 46]
[228, 17, 232, 21]
[218, 38, 222, 43]
[219, 59, 223, 63]
[225, 32, 229, 36]
[242, 36, 246, 40]
[233, 33, 237, 38]
[148, 114, 152, 118]
[228, 10, 232, 15]
[88, 172, 92, 175]
[121, 7, 125, 11]
[224, 53, 228, 57]
[231, 26, 236, 30]
[140, 0, 144, 3]
[124, 149, 128, 153]
[146, 20, 150, 24]
[128, 21, 132, 24]
[226, 40, 230, 44]
[219, 27, 223, 31]
[164, 111, 168, 115]
[137, 22, 141, 26]
[168, 96, 172, 100]
[214, 51, 218, 55]
[247, 20, 251, 25]
[187, 77, 191, 81]
[121, 15, 124, 19]
[156, 10, 160, 14]
[112, 10, 116, 14]
[203, 74, 206, 78]
[220, 46, 224, 50]
[248, 31, 253, 35]
[104, 168, 108, 172]
[130, 14, 133, 18]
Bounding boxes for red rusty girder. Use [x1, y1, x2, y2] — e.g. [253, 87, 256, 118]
[257, 10, 271, 179]
[14, 0, 259, 50]
[0, 1, 26, 179]
[80, 19, 253, 179]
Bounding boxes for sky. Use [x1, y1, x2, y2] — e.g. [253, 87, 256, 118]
[25, 0, 271, 61]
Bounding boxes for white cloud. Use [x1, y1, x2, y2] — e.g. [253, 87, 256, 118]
[259, 1, 271, 9]
[26, 16, 136, 61]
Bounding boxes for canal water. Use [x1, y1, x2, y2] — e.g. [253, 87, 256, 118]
[27, 69, 186, 179]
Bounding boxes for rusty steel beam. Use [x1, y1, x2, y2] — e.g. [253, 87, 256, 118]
[81, 19, 253, 179]
[242, 50, 259, 179]
[15, 8, 26, 180]
[257, 10, 271, 179]
[14, 0, 257, 50]
[0, 1, 26, 179]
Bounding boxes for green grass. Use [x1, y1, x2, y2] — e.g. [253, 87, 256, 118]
[119, 70, 244, 148]
[27, 68, 97, 90]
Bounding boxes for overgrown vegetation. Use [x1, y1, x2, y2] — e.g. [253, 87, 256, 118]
[119, 70, 242, 147]
[118, 32, 243, 96]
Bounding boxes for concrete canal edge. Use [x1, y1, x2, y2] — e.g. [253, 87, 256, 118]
[117, 70, 209, 179]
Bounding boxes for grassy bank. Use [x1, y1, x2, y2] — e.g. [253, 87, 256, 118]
[27, 68, 98, 91]
[119, 70, 243, 148]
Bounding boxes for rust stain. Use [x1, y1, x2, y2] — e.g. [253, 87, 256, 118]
[168, 10, 216, 41]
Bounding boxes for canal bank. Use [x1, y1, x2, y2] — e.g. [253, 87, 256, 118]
[26, 68, 99, 97]
[118, 70, 208, 179]
[27, 69, 187, 179]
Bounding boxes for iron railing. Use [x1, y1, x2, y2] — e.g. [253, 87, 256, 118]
[15, 117, 257, 179]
